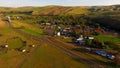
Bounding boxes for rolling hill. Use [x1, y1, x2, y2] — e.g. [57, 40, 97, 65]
[0, 5, 120, 31]
[0, 5, 120, 16]
[31, 6, 89, 15]
[0, 6, 90, 15]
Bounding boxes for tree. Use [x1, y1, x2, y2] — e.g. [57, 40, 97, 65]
[86, 39, 92, 46]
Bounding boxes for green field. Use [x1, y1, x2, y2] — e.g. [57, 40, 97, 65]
[12, 20, 45, 37]
[94, 35, 120, 44]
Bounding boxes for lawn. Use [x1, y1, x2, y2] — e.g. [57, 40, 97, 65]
[94, 35, 120, 44]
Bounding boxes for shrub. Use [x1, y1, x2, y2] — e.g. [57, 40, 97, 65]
[92, 39, 104, 48]
[85, 39, 92, 46]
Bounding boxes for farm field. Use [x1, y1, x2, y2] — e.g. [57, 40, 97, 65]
[0, 19, 33, 68]
[21, 42, 89, 68]
[11, 20, 45, 37]
[0, 19, 91, 68]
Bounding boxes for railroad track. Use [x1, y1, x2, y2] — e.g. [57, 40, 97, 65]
[7, 22, 104, 68]
[42, 37, 105, 68]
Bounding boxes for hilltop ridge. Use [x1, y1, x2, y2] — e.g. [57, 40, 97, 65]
[0, 4, 119, 15]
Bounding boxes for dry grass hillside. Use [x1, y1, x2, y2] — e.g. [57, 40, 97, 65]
[0, 5, 120, 15]
[31, 6, 89, 15]
[39, 6, 69, 15]
[65, 7, 89, 15]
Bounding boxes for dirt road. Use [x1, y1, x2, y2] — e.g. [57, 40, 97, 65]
[8, 22, 105, 68]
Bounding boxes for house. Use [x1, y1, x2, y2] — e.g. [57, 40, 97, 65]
[61, 28, 72, 37]
[63, 28, 71, 32]
[94, 29, 102, 33]
[41, 23, 51, 26]
[88, 37, 94, 40]
[76, 36, 85, 45]
[41, 23, 46, 25]
[77, 37, 83, 41]
[46, 23, 51, 26]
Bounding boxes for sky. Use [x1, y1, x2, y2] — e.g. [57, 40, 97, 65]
[0, 0, 120, 7]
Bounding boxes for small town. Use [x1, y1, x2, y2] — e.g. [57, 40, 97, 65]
[0, 0, 120, 68]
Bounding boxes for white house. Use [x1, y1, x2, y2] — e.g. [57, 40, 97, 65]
[46, 23, 51, 26]
[76, 37, 85, 45]
[77, 37, 83, 41]
[88, 37, 94, 40]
